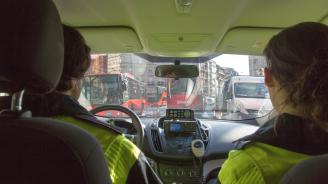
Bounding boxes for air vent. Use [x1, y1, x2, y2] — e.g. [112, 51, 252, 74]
[200, 129, 209, 142]
[151, 129, 163, 152]
[200, 123, 209, 142]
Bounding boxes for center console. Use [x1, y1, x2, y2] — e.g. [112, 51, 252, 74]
[145, 109, 210, 184]
[157, 109, 207, 157]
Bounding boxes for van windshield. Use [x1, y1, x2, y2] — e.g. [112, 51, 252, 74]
[234, 83, 269, 99]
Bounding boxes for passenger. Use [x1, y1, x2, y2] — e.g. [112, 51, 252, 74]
[23, 25, 162, 184]
[218, 22, 328, 184]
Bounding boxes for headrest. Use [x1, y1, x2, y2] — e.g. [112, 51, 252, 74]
[0, 0, 64, 94]
[280, 154, 328, 184]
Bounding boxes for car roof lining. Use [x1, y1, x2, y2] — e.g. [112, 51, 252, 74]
[54, 0, 328, 57]
[321, 14, 328, 25]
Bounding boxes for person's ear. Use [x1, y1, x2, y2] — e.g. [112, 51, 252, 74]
[73, 79, 82, 90]
[70, 79, 82, 100]
[264, 68, 274, 87]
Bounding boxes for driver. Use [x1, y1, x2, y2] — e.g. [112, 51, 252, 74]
[23, 24, 162, 184]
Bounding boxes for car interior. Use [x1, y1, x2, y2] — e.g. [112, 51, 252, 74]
[1, 0, 327, 184]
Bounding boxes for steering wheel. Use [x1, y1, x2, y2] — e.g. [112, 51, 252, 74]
[90, 105, 144, 148]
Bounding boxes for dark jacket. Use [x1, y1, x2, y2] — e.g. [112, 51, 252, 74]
[236, 113, 328, 155]
[219, 113, 328, 184]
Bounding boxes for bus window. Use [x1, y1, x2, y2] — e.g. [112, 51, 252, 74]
[82, 73, 146, 115]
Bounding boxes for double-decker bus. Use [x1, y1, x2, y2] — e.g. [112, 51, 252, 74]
[81, 73, 146, 115]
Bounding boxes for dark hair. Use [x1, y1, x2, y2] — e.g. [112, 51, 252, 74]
[56, 24, 91, 91]
[264, 22, 328, 128]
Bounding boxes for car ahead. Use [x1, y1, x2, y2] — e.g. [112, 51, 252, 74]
[27, 0, 328, 183]
[218, 76, 273, 120]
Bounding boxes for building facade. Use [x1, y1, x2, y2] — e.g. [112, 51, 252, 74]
[249, 56, 266, 76]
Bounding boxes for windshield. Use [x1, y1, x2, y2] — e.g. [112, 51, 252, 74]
[234, 83, 269, 99]
[79, 54, 273, 120]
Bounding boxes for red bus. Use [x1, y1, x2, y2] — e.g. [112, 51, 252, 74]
[81, 73, 146, 115]
[166, 78, 203, 111]
[145, 85, 167, 107]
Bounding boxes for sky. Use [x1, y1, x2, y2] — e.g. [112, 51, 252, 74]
[213, 54, 249, 75]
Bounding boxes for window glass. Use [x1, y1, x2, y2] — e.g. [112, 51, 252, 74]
[79, 54, 273, 120]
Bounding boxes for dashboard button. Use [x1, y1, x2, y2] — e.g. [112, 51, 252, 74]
[176, 170, 184, 176]
[189, 170, 197, 177]
[164, 169, 173, 177]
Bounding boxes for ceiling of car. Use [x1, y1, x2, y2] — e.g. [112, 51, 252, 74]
[54, 0, 328, 57]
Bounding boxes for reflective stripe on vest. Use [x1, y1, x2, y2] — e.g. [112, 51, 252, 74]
[219, 142, 309, 184]
[54, 116, 141, 184]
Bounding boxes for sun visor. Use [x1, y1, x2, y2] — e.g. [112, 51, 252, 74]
[146, 33, 216, 57]
[79, 27, 143, 53]
[321, 15, 328, 25]
[216, 27, 281, 56]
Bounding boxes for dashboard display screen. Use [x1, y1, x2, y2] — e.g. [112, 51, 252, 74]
[166, 109, 194, 119]
[170, 123, 182, 133]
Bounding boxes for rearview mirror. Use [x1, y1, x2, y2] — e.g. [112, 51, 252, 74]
[155, 65, 199, 78]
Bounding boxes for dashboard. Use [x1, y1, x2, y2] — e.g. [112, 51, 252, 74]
[141, 109, 258, 184]
[99, 109, 259, 184]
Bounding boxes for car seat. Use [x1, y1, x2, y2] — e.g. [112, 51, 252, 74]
[0, 0, 111, 183]
[280, 154, 328, 184]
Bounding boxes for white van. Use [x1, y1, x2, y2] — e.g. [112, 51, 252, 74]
[218, 76, 273, 120]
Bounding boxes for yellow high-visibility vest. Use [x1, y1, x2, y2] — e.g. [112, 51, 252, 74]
[219, 142, 309, 184]
[55, 116, 140, 184]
